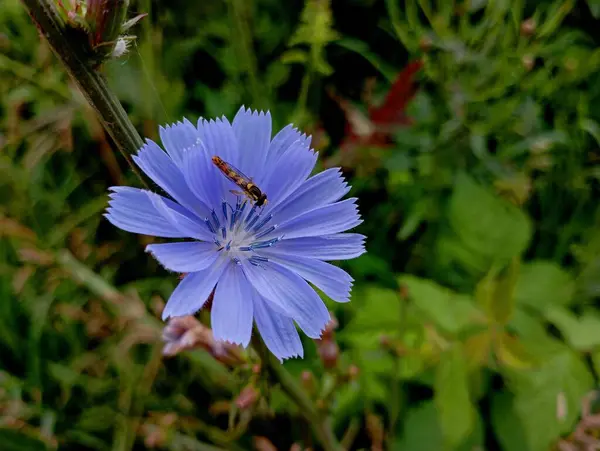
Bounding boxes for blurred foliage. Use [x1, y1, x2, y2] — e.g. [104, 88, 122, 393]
[2, 0, 600, 450]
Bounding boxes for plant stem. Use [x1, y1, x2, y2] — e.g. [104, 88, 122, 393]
[20, 0, 147, 187]
[254, 338, 343, 451]
[229, 0, 263, 107]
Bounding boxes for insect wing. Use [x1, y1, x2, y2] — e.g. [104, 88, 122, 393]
[220, 161, 253, 187]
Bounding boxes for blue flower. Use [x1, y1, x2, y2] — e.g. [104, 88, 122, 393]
[105, 107, 365, 361]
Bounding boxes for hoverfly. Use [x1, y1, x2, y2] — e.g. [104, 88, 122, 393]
[211, 156, 268, 207]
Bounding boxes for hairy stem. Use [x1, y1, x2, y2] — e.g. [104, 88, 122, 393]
[254, 338, 343, 451]
[20, 0, 147, 187]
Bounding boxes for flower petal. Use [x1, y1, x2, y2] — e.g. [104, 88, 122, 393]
[133, 139, 210, 218]
[159, 118, 200, 167]
[106, 187, 188, 238]
[232, 107, 272, 178]
[162, 256, 229, 319]
[212, 263, 254, 346]
[243, 261, 330, 338]
[269, 234, 366, 260]
[263, 141, 318, 208]
[253, 293, 303, 361]
[270, 168, 350, 222]
[260, 252, 353, 303]
[264, 198, 362, 240]
[147, 192, 213, 241]
[197, 117, 238, 164]
[259, 125, 307, 184]
[146, 241, 219, 272]
[182, 142, 227, 208]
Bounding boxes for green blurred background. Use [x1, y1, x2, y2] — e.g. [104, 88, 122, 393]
[2, 0, 600, 449]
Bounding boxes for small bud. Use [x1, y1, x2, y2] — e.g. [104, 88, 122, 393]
[399, 284, 409, 299]
[317, 340, 339, 369]
[320, 314, 338, 341]
[380, 334, 392, 348]
[235, 385, 259, 410]
[251, 363, 261, 374]
[253, 437, 277, 451]
[522, 54, 535, 72]
[85, 0, 129, 49]
[520, 18, 536, 37]
[418, 36, 433, 52]
[161, 316, 245, 365]
[564, 57, 578, 73]
[348, 364, 360, 380]
[300, 370, 315, 393]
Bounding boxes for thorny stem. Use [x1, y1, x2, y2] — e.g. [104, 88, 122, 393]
[253, 337, 343, 451]
[20, 0, 148, 188]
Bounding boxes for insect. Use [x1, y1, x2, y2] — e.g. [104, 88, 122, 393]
[211, 156, 268, 207]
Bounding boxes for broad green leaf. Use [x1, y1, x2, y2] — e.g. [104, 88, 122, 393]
[393, 401, 443, 451]
[464, 331, 492, 368]
[502, 348, 594, 450]
[495, 332, 535, 369]
[475, 258, 520, 324]
[399, 275, 484, 334]
[588, 0, 600, 18]
[342, 286, 402, 334]
[514, 261, 575, 312]
[0, 430, 48, 451]
[437, 173, 532, 278]
[394, 400, 484, 451]
[434, 347, 474, 448]
[545, 307, 600, 351]
[491, 391, 532, 451]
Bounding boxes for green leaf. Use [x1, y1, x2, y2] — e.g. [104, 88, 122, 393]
[342, 286, 402, 335]
[434, 346, 475, 448]
[0, 430, 48, 451]
[502, 348, 594, 450]
[495, 332, 535, 369]
[334, 37, 397, 81]
[394, 400, 483, 451]
[279, 49, 308, 65]
[514, 261, 575, 312]
[588, 0, 600, 18]
[393, 401, 443, 451]
[436, 174, 532, 280]
[399, 275, 484, 335]
[491, 392, 532, 451]
[475, 258, 520, 324]
[545, 307, 600, 351]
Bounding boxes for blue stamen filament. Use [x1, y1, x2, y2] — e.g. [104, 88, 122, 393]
[204, 218, 216, 234]
[246, 204, 258, 224]
[211, 210, 221, 229]
[252, 214, 273, 232]
[221, 201, 228, 221]
[255, 225, 276, 239]
[245, 214, 260, 231]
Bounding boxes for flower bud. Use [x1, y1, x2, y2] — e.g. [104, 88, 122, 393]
[85, 0, 129, 48]
[520, 18, 536, 37]
[235, 385, 259, 410]
[317, 340, 339, 369]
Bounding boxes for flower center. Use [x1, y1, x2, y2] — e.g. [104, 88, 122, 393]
[202, 197, 281, 267]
